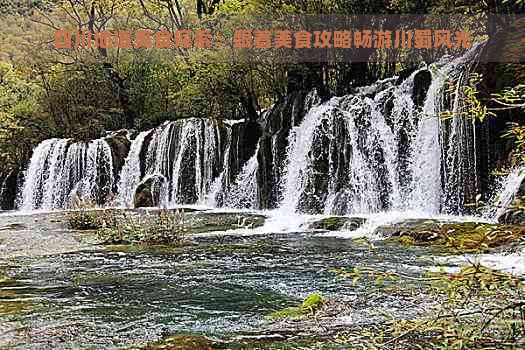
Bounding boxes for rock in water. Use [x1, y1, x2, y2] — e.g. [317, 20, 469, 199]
[144, 334, 213, 350]
[133, 175, 166, 208]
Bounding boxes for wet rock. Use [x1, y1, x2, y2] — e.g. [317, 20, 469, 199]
[0, 169, 18, 210]
[377, 219, 479, 241]
[105, 133, 131, 186]
[381, 219, 525, 252]
[498, 190, 525, 225]
[182, 212, 266, 234]
[498, 205, 525, 225]
[413, 70, 432, 107]
[134, 175, 166, 208]
[308, 216, 366, 231]
[144, 334, 213, 350]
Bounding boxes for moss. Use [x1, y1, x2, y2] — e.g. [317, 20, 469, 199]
[309, 216, 365, 231]
[268, 293, 325, 320]
[301, 293, 324, 312]
[267, 306, 303, 320]
[385, 221, 525, 253]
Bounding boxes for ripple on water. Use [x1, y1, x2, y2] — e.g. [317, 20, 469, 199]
[0, 234, 442, 348]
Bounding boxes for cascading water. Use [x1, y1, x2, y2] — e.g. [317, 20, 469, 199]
[16, 47, 484, 215]
[142, 118, 221, 206]
[116, 131, 150, 207]
[202, 127, 232, 207]
[19, 138, 114, 210]
[276, 47, 481, 216]
[224, 143, 261, 209]
[485, 165, 525, 220]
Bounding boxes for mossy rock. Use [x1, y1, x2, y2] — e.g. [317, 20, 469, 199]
[301, 293, 324, 311]
[382, 219, 525, 253]
[268, 293, 325, 320]
[144, 334, 213, 350]
[267, 306, 303, 320]
[308, 216, 365, 231]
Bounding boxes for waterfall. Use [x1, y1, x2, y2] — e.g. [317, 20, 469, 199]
[279, 100, 332, 213]
[203, 127, 232, 207]
[116, 131, 150, 207]
[16, 47, 484, 214]
[142, 118, 221, 206]
[276, 47, 481, 215]
[485, 165, 525, 220]
[224, 143, 261, 209]
[19, 138, 114, 210]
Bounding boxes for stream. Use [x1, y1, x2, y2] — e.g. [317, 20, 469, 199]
[0, 210, 459, 349]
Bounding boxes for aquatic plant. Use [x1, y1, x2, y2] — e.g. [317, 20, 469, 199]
[268, 293, 325, 320]
[66, 210, 119, 230]
[96, 208, 188, 245]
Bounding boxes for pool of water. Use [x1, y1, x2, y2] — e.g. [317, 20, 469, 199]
[0, 221, 450, 349]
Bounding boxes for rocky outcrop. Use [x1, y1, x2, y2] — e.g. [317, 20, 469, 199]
[412, 70, 432, 107]
[105, 131, 131, 191]
[133, 175, 166, 208]
[0, 169, 19, 210]
[308, 216, 366, 231]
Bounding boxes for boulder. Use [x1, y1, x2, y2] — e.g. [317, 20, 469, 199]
[308, 216, 366, 231]
[133, 175, 166, 208]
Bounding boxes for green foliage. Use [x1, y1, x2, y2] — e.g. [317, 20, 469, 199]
[388, 222, 525, 253]
[420, 265, 525, 349]
[268, 293, 325, 320]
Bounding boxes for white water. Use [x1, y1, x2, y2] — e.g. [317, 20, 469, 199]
[224, 143, 261, 209]
[116, 131, 150, 207]
[19, 138, 114, 210]
[485, 165, 525, 220]
[143, 119, 221, 206]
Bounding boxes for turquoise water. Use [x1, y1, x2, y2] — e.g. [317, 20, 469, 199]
[0, 219, 442, 349]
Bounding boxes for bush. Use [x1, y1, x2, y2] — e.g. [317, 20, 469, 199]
[97, 209, 187, 245]
[66, 209, 118, 230]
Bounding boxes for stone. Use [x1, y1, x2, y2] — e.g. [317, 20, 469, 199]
[133, 175, 166, 208]
[144, 334, 213, 350]
[308, 216, 366, 231]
